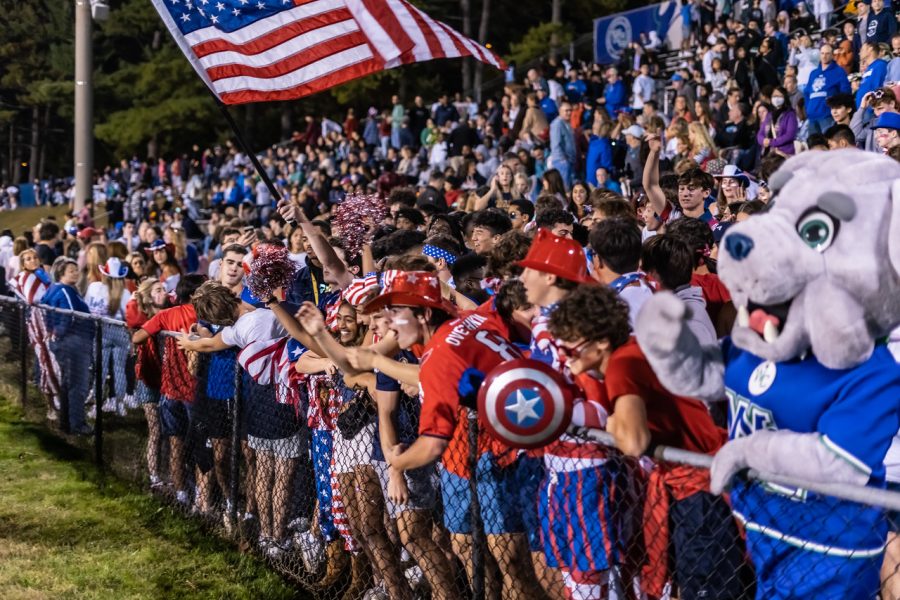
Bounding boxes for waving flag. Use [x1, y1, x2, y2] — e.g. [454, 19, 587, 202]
[151, 0, 504, 105]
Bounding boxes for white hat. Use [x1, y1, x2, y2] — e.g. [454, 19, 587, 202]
[623, 125, 645, 138]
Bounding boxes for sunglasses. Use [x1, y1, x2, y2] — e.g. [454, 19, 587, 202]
[557, 340, 591, 361]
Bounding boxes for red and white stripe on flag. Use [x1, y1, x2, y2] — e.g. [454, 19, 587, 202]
[151, 0, 505, 105]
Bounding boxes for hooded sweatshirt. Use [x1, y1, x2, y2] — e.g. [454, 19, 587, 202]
[675, 285, 717, 347]
[804, 61, 851, 120]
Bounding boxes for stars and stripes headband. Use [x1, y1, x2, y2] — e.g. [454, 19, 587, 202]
[423, 244, 458, 265]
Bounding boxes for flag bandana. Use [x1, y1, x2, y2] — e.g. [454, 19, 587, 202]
[422, 244, 457, 265]
[151, 0, 504, 105]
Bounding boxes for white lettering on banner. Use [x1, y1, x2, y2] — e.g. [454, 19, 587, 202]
[445, 313, 487, 346]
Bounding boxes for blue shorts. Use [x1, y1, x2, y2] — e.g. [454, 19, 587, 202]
[539, 464, 621, 573]
[159, 396, 189, 437]
[746, 526, 882, 600]
[441, 453, 543, 549]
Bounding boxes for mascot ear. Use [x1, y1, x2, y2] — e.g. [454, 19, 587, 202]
[892, 180, 900, 277]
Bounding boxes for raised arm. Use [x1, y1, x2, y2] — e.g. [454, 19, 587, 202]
[642, 134, 667, 217]
[277, 201, 353, 289]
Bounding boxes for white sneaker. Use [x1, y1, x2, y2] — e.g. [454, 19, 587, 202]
[295, 530, 324, 572]
[123, 393, 139, 409]
[362, 584, 390, 600]
[404, 564, 424, 588]
[86, 403, 96, 420]
[101, 397, 117, 413]
[266, 538, 292, 560]
[116, 399, 127, 417]
[175, 489, 190, 506]
[149, 474, 163, 489]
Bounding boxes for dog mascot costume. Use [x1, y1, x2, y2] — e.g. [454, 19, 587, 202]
[636, 149, 900, 599]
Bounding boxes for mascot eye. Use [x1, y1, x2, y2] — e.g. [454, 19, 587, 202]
[796, 211, 836, 252]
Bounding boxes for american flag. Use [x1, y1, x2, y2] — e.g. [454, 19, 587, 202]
[12, 272, 61, 398]
[151, 0, 504, 104]
[237, 336, 299, 405]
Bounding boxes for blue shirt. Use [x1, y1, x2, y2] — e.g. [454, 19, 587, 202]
[804, 62, 851, 120]
[585, 135, 614, 186]
[723, 338, 900, 552]
[856, 59, 888, 108]
[550, 117, 576, 165]
[564, 79, 587, 103]
[373, 350, 420, 462]
[604, 80, 627, 116]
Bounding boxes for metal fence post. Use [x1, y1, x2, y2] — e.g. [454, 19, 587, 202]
[468, 410, 485, 600]
[228, 357, 242, 533]
[94, 321, 104, 469]
[18, 302, 27, 407]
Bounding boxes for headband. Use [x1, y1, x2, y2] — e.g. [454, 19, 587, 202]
[423, 244, 457, 265]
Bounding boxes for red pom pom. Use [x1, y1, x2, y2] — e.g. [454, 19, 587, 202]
[246, 244, 297, 301]
[333, 193, 388, 260]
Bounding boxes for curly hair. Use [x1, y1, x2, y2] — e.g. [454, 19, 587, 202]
[485, 230, 532, 279]
[548, 285, 631, 347]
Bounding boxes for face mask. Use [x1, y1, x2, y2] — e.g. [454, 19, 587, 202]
[772, 96, 785, 108]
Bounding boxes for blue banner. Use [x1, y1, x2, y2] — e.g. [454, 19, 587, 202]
[594, 1, 680, 65]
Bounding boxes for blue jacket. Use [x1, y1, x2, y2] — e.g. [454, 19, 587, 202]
[42, 283, 94, 340]
[540, 97, 559, 123]
[585, 135, 614, 185]
[604, 80, 627, 116]
[804, 61, 851, 120]
[857, 59, 888, 108]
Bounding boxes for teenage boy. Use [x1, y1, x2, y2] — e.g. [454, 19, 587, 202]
[132, 274, 206, 506]
[469, 208, 513, 255]
[194, 243, 248, 520]
[373, 272, 546, 600]
[640, 234, 717, 346]
[589, 218, 654, 327]
[177, 280, 305, 558]
[549, 285, 745, 600]
[518, 228, 595, 369]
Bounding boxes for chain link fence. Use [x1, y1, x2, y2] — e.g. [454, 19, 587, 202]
[2, 293, 900, 599]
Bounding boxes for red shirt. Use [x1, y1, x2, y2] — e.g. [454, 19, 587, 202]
[141, 304, 197, 402]
[419, 308, 522, 478]
[126, 299, 161, 389]
[604, 338, 726, 455]
[691, 272, 731, 327]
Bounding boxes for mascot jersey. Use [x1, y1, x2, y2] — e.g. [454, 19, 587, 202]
[722, 336, 900, 556]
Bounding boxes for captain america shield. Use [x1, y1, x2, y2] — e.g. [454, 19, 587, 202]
[478, 358, 574, 449]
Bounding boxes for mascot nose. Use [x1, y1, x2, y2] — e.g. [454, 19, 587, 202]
[725, 233, 754, 261]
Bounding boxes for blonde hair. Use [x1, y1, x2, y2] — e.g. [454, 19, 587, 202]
[167, 227, 188, 263]
[688, 121, 717, 154]
[135, 277, 162, 318]
[105, 277, 126, 317]
[84, 242, 108, 287]
[13, 237, 28, 257]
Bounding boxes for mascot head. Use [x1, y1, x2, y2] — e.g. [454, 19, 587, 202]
[718, 149, 900, 369]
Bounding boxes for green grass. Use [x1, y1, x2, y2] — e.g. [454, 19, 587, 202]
[0, 399, 306, 600]
[0, 204, 109, 238]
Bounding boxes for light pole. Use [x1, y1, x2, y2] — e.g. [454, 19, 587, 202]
[73, 0, 107, 212]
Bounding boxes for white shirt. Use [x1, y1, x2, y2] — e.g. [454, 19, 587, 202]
[220, 309, 286, 349]
[85, 281, 132, 321]
[619, 282, 654, 328]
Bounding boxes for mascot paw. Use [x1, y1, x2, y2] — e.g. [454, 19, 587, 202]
[710, 438, 750, 494]
[635, 292, 690, 354]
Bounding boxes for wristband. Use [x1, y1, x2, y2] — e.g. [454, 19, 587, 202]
[266, 296, 279, 306]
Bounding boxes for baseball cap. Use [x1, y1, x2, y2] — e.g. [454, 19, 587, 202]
[623, 125, 645, 138]
[670, 73, 684, 82]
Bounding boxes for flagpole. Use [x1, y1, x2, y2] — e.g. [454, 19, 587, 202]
[213, 98, 283, 205]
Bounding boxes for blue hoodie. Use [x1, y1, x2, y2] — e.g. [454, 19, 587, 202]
[804, 61, 851, 120]
[857, 59, 888, 108]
